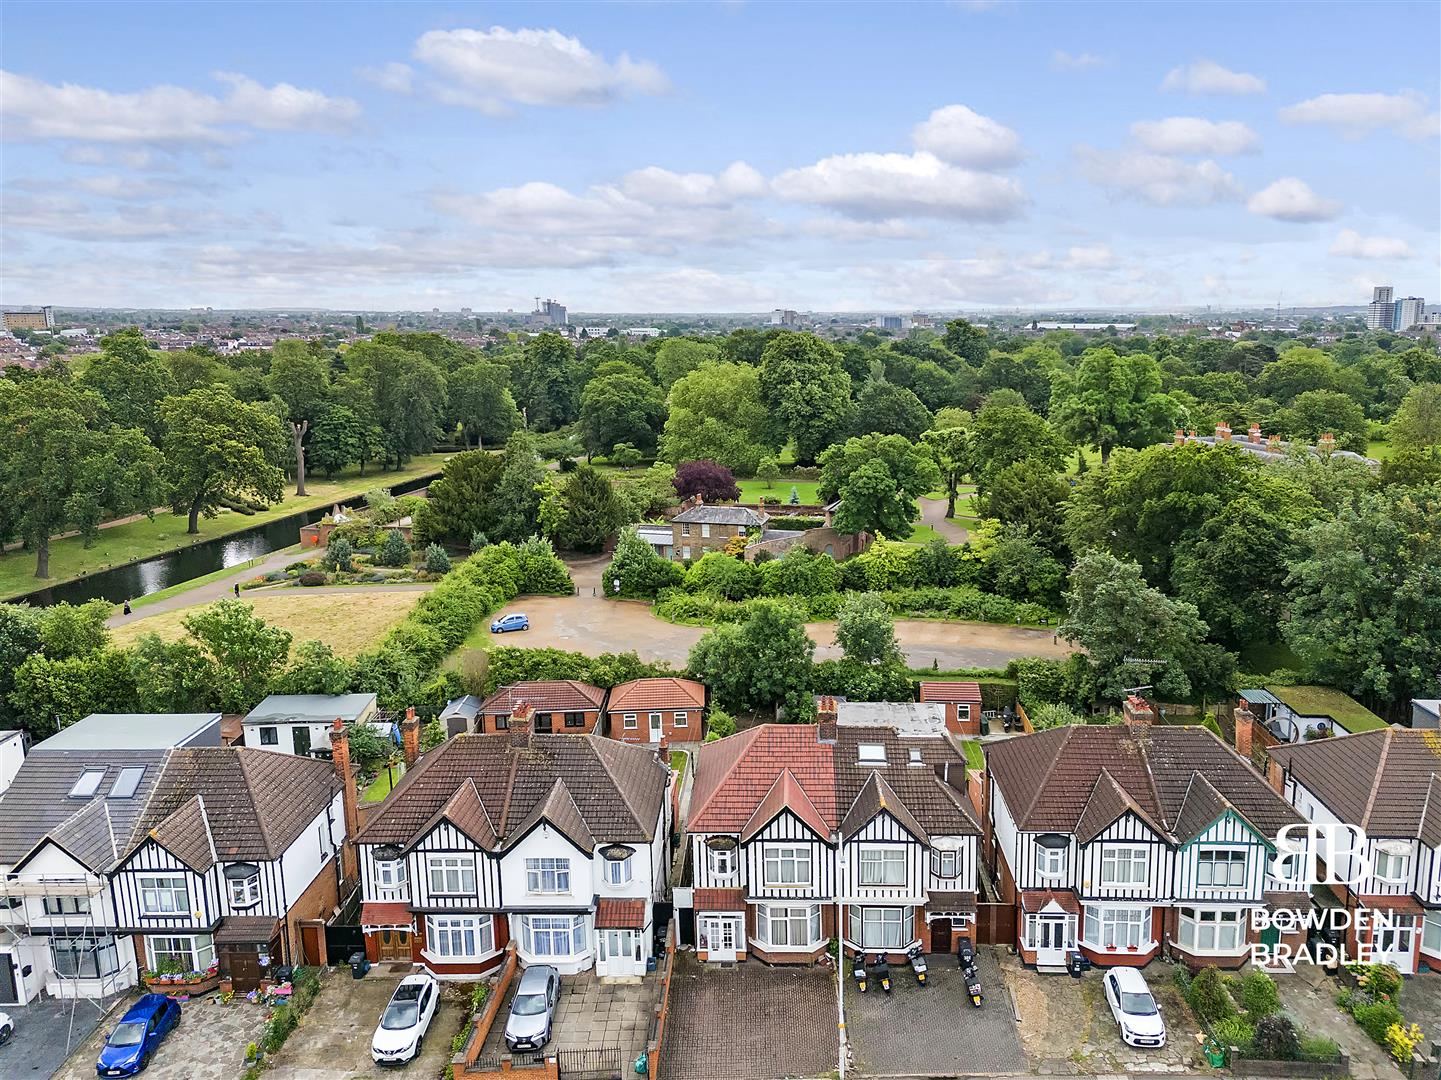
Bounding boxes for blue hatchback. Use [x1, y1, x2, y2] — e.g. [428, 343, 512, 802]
[97, 995, 180, 1076]
[490, 613, 530, 633]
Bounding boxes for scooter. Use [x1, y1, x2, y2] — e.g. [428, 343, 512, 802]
[852, 950, 869, 994]
[906, 943, 928, 986]
[963, 966, 984, 1008]
[956, 934, 976, 970]
[869, 952, 892, 994]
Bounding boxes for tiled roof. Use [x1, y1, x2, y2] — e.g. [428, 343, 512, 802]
[1271, 729, 1441, 842]
[595, 898, 646, 929]
[409, 778, 496, 852]
[507, 779, 595, 852]
[361, 901, 414, 930]
[608, 678, 706, 713]
[150, 794, 217, 871]
[671, 505, 766, 527]
[926, 891, 978, 913]
[692, 888, 747, 912]
[840, 772, 930, 843]
[357, 733, 666, 848]
[919, 682, 983, 705]
[742, 769, 830, 841]
[1075, 769, 1163, 844]
[1021, 889, 1081, 914]
[46, 800, 122, 872]
[833, 727, 978, 838]
[1172, 774, 1235, 845]
[479, 681, 606, 714]
[690, 727, 836, 833]
[215, 916, 281, 945]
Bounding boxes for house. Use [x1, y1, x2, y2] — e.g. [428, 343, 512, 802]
[919, 682, 984, 736]
[606, 678, 706, 746]
[439, 695, 484, 738]
[353, 712, 669, 979]
[682, 701, 980, 966]
[984, 714, 1306, 973]
[669, 499, 767, 562]
[0, 729, 25, 796]
[1270, 729, 1441, 974]
[0, 713, 349, 1005]
[241, 693, 378, 756]
[634, 525, 674, 561]
[475, 682, 606, 735]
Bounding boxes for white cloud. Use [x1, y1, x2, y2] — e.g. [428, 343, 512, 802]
[1052, 50, 1107, 71]
[1279, 91, 1438, 140]
[70, 174, 180, 200]
[1329, 229, 1414, 259]
[616, 161, 766, 206]
[410, 27, 669, 113]
[1076, 147, 1243, 206]
[773, 151, 1027, 220]
[3, 191, 212, 241]
[357, 61, 414, 94]
[1246, 178, 1342, 222]
[910, 104, 1022, 168]
[0, 70, 359, 142]
[1129, 117, 1259, 156]
[1160, 59, 1266, 96]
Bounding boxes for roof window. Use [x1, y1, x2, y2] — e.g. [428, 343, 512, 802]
[68, 770, 105, 798]
[858, 743, 887, 765]
[109, 766, 145, 799]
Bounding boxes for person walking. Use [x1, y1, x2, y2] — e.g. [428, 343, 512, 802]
[122, 599, 132, 616]
[233, 583, 241, 598]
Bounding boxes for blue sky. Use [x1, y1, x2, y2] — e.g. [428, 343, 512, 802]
[3, 0, 1438, 312]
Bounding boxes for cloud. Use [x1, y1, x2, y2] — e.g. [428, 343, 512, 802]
[410, 27, 669, 113]
[1329, 229, 1414, 259]
[773, 151, 1027, 220]
[1160, 59, 1266, 96]
[1052, 50, 1107, 71]
[616, 161, 766, 206]
[70, 174, 181, 200]
[1279, 91, 1438, 139]
[1076, 147, 1243, 206]
[0, 70, 359, 143]
[357, 61, 414, 94]
[3, 191, 212, 241]
[1246, 178, 1342, 222]
[910, 104, 1022, 168]
[1129, 117, 1259, 156]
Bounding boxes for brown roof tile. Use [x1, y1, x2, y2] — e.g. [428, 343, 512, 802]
[840, 772, 930, 843]
[742, 769, 831, 841]
[479, 681, 606, 715]
[150, 794, 217, 870]
[607, 678, 706, 713]
[918, 682, 982, 705]
[691, 727, 836, 833]
[595, 898, 646, 929]
[1272, 729, 1441, 841]
[692, 887, 747, 912]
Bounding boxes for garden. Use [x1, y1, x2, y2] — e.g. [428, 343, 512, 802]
[1337, 962, 1429, 1070]
[1178, 965, 1343, 1071]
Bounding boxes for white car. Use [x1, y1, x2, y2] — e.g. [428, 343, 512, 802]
[1102, 966, 1166, 1048]
[371, 973, 440, 1064]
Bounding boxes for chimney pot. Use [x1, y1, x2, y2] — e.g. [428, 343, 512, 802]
[1234, 699, 1256, 761]
[1122, 694, 1156, 727]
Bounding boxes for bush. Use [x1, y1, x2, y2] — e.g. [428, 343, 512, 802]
[1384, 1022, 1425, 1066]
[1233, 970, 1281, 1018]
[377, 529, 411, 567]
[470, 530, 489, 552]
[1352, 1001, 1405, 1045]
[324, 537, 354, 573]
[1250, 1013, 1299, 1060]
[1186, 966, 1237, 1023]
[811, 658, 913, 701]
[261, 1004, 297, 1053]
[764, 515, 824, 531]
[1349, 962, 1403, 1004]
[425, 544, 452, 574]
[1298, 1034, 1340, 1062]
[705, 706, 736, 741]
[1027, 702, 1086, 729]
[1212, 1015, 1255, 1054]
[298, 570, 329, 587]
[329, 521, 381, 550]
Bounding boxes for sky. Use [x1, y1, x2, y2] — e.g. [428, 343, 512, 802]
[2, 0, 1439, 313]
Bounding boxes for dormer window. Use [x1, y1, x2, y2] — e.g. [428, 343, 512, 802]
[224, 863, 262, 909]
[1035, 834, 1068, 881]
[858, 744, 887, 765]
[68, 770, 104, 798]
[374, 847, 407, 889]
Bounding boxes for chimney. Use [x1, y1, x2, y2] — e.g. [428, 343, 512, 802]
[816, 696, 838, 744]
[1248, 423, 1262, 444]
[331, 718, 360, 846]
[1234, 698, 1255, 762]
[509, 702, 533, 748]
[1122, 694, 1156, 727]
[1317, 432, 1336, 456]
[695, 493, 704, 506]
[1174, 429, 1185, 446]
[1267, 434, 1283, 452]
[401, 706, 420, 766]
[1215, 421, 1232, 442]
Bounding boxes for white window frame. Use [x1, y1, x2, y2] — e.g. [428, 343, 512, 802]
[375, 858, 407, 890]
[1424, 911, 1441, 956]
[228, 872, 261, 909]
[521, 915, 587, 958]
[674, 711, 688, 728]
[847, 906, 915, 950]
[1100, 846, 1150, 886]
[1196, 849, 1248, 889]
[701, 523, 711, 539]
[623, 713, 638, 730]
[1177, 907, 1244, 953]
[144, 934, 214, 973]
[957, 704, 971, 721]
[603, 855, 633, 886]
[138, 874, 190, 916]
[681, 524, 691, 537]
[1082, 906, 1151, 950]
[858, 846, 907, 886]
[526, 856, 571, 894]
[763, 845, 812, 887]
[426, 915, 495, 959]
[755, 904, 822, 949]
[1375, 849, 1412, 885]
[426, 854, 476, 896]
[1036, 843, 1066, 881]
[930, 848, 959, 879]
[706, 844, 736, 879]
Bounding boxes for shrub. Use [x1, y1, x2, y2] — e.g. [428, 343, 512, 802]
[1250, 1013, 1299, 1060]
[1353, 1001, 1405, 1045]
[261, 1004, 296, 1053]
[1298, 1034, 1340, 1062]
[1349, 962, 1403, 1004]
[811, 658, 913, 702]
[424, 544, 452, 574]
[324, 537, 354, 573]
[1027, 702, 1086, 730]
[1186, 966, 1237, 1023]
[470, 530, 489, 552]
[1384, 1022, 1425, 1066]
[1212, 1015, 1255, 1054]
[705, 706, 736, 741]
[673, 459, 740, 503]
[1234, 970, 1281, 1018]
[298, 570, 329, 587]
[328, 522, 382, 550]
[756, 457, 780, 487]
[764, 515, 824, 531]
[377, 529, 411, 567]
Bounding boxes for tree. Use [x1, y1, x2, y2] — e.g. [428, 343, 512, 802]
[818, 434, 941, 540]
[0, 379, 165, 578]
[984, 528, 1065, 606]
[491, 431, 546, 542]
[942, 319, 989, 366]
[605, 526, 685, 598]
[342, 341, 448, 468]
[0, 605, 42, 730]
[377, 529, 411, 567]
[853, 380, 932, 441]
[759, 332, 855, 464]
[673, 460, 741, 503]
[1272, 390, 1368, 452]
[268, 339, 333, 496]
[1256, 347, 1361, 404]
[921, 425, 972, 519]
[835, 592, 902, 665]
[413, 449, 504, 546]
[1391, 383, 1441, 450]
[977, 460, 1071, 551]
[324, 536, 355, 572]
[659, 361, 775, 476]
[969, 404, 1069, 488]
[159, 388, 286, 534]
[554, 466, 626, 553]
[10, 649, 138, 739]
[37, 600, 112, 659]
[978, 344, 1057, 412]
[447, 361, 521, 449]
[424, 544, 452, 574]
[272, 639, 354, 696]
[756, 458, 781, 488]
[129, 634, 220, 713]
[579, 368, 665, 458]
[510, 333, 579, 430]
[1049, 348, 1181, 463]
[687, 600, 815, 719]
[655, 338, 721, 388]
[306, 404, 362, 477]
[181, 599, 293, 713]
[78, 328, 177, 441]
[610, 443, 643, 469]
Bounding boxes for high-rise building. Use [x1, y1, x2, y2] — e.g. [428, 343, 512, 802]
[1396, 297, 1426, 330]
[1367, 285, 1397, 330]
[531, 298, 567, 326]
[770, 308, 801, 328]
[2, 306, 53, 332]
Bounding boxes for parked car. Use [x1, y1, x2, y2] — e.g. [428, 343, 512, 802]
[490, 613, 530, 634]
[96, 994, 181, 1076]
[0, 1010, 12, 1046]
[1102, 967, 1166, 1048]
[371, 973, 440, 1065]
[504, 965, 560, 1052]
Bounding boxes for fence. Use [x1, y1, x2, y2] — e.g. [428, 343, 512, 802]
[973, 902, 1016, 946]
[557, 1046, 632, 1079]
[646, 921, 678, 1079]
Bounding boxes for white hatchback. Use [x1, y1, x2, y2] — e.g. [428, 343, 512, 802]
[372, 973, 440, 1064]
[1102, 966, 1166, 1048]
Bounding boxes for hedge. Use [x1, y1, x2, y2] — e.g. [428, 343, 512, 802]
[483, 645, 676, 694]
[655, 585, 1053, 628]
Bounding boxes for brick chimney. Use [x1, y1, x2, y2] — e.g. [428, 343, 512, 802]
[331, 718, 360, 866]
[1215, 421, 1232, 442]
[1234, 698, 1255, 762]
[1122, 694, 1156, 727]
[1174, 429, 1186, 446]
[1248, 423, 1262, 444]
[816, 696, 838, 744]
[509, 702, 533, 748]
[401, 706, 420, 766]
[1317, 432, 1336, 456]
[1267, 434, 1283, 452]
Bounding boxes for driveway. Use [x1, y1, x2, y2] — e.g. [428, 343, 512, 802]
[846, 946, 1025, 1076]
[476, 969, 658, 1074]
[53, 990, 269, 1080]
[4, 992, 124, 1079]
[658, 952, 838, 1080]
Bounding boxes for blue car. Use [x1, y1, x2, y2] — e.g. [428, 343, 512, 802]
[490, 613, 530, 634]
[96, 995, 180, 1076]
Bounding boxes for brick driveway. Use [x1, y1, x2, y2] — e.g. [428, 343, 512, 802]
[846, 947, 1025, 1077]
[658, 953, 839, 1080]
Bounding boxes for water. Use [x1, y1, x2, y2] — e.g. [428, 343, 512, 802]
[11, 473, 437, 607]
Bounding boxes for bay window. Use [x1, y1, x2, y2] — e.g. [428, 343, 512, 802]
[520, 915, 587, 958]
[1100, 846, 1149, 886]
[425, 915, 495, 959]
[1082, 906, 1151, 949]
[604, 855, 633, 886]
[375, 859, 407, 890]
[1423, 911, 1441, 956]
[706, 844, 736, 879]
[847, 906, 915, 950]
[930, 849, 959, 879]
[1196, 850, 1247, 888]
[426, 855, 476, 896]
[1375, 848, 1412, 886]
[51, 934, 119, 979]
[138, 874, 190, 915]
[526, 857, 571, 894]
[859, 847, 907, 886]
[1035, 843, 1066, 881]
[145, 934, 214, 974]
[763, 845, 812, 887]
[755, 904, 822, 949]
[227, 871, 262, 909]
[1177, 907, 1244, 953]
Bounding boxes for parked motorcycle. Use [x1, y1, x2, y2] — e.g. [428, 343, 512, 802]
[869, 953, 892, 994]
[852, 950, 869, 994]
[956, 934, 976, 970]
[963, 966, 984, 1008]
[906, 943, 928, 986]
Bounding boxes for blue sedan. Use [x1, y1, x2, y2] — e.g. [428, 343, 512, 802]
[97, 995, 180, 1076]
[490, 613, 530, 633]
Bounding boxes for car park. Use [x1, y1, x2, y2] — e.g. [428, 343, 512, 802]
[504, 965, 559, 1052]
[95, 994, 181, 1077]
[371, 973, 440, 1065]
[1102, 967, 1166, 1048]
[490, 613, 530, 634]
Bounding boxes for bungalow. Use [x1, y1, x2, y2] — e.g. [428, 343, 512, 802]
[606, 678, 706, 746]
[241, 693, 378, 757]
[919, 682, 984, 736]
[475, 681, 607, 736]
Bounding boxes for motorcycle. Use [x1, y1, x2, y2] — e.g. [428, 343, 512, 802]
[956, 935, 983, 1007]
[852, 950, 869, 994]
[956, 934, 976, 970]
[906, 943, 928, 986]
[869, 952, 892, 995]
[963, 966, 984, 1008]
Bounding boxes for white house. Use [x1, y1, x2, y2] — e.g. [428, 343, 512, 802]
[0, 729, 24, 796]
[241, 693, 377, 756]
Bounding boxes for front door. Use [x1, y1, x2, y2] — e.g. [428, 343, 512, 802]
[1372, 915, 1418, 973]
[1033, 915, 1072, 966]
[649, 712, 663, 744]
[378, 929, 411, 961]
[700, 916, 741, 962]
[293, 726, 312, 756]
[227, 950, 264, 993]
[930, 919, 953, 955]
[597, 929, 643, 976]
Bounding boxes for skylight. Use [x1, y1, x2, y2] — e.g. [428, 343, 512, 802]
[109, 766, 145, 799]
[68, 770, 105, 798]
[858, 744, 887, 765]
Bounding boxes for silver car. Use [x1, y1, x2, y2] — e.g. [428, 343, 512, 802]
[504, 965, 560, 1052]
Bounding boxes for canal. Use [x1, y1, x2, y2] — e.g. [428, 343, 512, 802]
[13, 474, 437, 607]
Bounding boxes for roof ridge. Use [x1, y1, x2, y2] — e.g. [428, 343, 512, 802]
[1017, 726, 1073, 826]
[585, 737, 650, 834]
[1359, 727, 1395, 831]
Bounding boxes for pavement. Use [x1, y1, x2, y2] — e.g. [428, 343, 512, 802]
[478, 968, 658, 1073]
[919, 495, 971, 544]
[106, 545, 317, 628]
[1273, 964, 1403, 1080]
[847, 946, 1026, 1077]
[3, 991, 125, 1080]
[657, 951, 839, 1080]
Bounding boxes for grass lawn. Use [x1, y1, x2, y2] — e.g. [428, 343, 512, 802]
[901, 523, 948, 546]
[112, 590, 418, 657]
[1366, 439, 1394, 461]
[363, 762, 405, 802]
[670, 750, 687, 774]
[960, 740, 985, 771]
[0, 454, 450, 602]
[123, 548, 299, 613]
[736, 478, 822, 504]
[1267, 684, 1388, 733]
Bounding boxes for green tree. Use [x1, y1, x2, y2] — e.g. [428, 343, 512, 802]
[759, 332, 855, 464]
[181, 599, 293, 713]
[413, 449, 504, 546]
[977, 460, 1071, 551]
[159, 388, 286, 534]
[756, 457, 781, 488]
[984, 528, 1066, 606]
[306, 405, 363, 478]
[579, 368, 665, 458]
[610, 443, 644, 469]
[660, 361, 775, 476]
[447, 361, 521, 449]
[818, 434, 941, 539]
[0, 605, 43, 730]
[604, 526, 685, 598]
[424, 544, 452, 574]
[655, 338, 721, 388]
[835, 592, 902, 665]
[942, 319, 989, 366]
[1272, 390, 1368, 452]
[854, 380, 932, 441]
[78, 328, 177, 441]
[377, 528, 411, 567]
[37, 600, 112, 659]
[978, 344, 1058, 412]
[969, 403, 1069, 488]
[688, 600, 815, 719]
[510, 333, 579, 430]
[555, 466, 626, 553]
[1049, 348, 1181, 464]
[492, 431, 546, 542]
[1391, 383, 1441, 450]
[1256, 347, 1361, 404]
[324, 536, 355, 572]
[921, 425, 971, 519]
[342, 341, 448, 468]
[272, 639, 354, 696]
[268, 339, 333, 496]
[10, 649, 138, 739]
[128, 634, 221, 713]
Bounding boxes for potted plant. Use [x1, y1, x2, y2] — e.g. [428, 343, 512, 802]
[244, 1042, 262, 1067]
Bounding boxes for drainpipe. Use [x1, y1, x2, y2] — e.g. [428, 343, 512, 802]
[835, 832, 847, 1080]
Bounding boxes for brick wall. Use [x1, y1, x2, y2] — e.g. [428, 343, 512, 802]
[283, 853, 343, 966]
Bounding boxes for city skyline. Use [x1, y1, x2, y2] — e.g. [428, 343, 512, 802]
[3, 0, 1439, 312]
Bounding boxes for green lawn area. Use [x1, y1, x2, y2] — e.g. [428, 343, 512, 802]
[670, 750, 687, 774]
[736, 478, 822, 504]
[960, 740, 985, 771]
[1366, 439, 1394, 461]
[0, 454, 451, 601]
[1267, 684, 1388, 733]
[363, 761, 405, 802]
[901, 523, 948, 546]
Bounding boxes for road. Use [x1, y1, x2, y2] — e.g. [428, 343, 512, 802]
[919, 495, 970, 543]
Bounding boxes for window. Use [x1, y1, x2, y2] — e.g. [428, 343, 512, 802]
[376, 859, 407, 889]
[1178, 908, 1244, 953]
[68, 770, 104, 798]
[1197, 850, 1247, 888]
[1375, 849, 1412, 885]
[756, 905, 822, 948]
[604, 856, 633, 886]
[1100, 846, 1149, 886]
[847, 906, 915, 950]
[674, 712, 689, 728]
[623, 713, 638, 730]
[426, 855, 476, 896]
[426, 915, 494, 959]
[1036, 843, 1066, 880]
[138, 875, 190, 915]
[859, 847, 907, 886]
[258, 727, 279, 746]
[957, 704, 971, 722]
[145, 934, 214, 973]
[706, 844, 736, 879]
[681, 524, 691, 537]
[763, 845, 812, 887]
[681, 546, 691, 561]
[534, 713, 553, 733]
[930, 849, 959, 879]
[1424, 911, 1441, 956]
[858, 744, 887, 765]
[109, 766, 145, 799]
[1083, 906, 1151, 950]
[701, 523, 711, 538]
[51, 934, 119, 979]
[908, 747, 923, 765]
[521, 915, 586, 958]
[526, 857, 571, 894]
[494, 714, 510, 731]
[564, 712, 586, 729]
[228, 872, 261, 909]
[43, 895, 91, 916]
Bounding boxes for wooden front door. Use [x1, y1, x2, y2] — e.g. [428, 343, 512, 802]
[227, 950, 264, 993]
[378, 929, 411, 961]
[930, 919, 952, 955]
